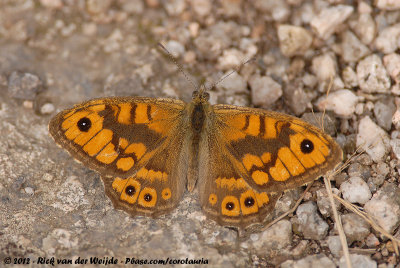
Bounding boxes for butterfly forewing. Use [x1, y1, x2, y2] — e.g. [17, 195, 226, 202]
[49, 97, 186, 178]
[213, 104, 343, 193]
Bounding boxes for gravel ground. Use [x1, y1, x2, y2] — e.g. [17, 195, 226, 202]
[1, 0, 400, 267]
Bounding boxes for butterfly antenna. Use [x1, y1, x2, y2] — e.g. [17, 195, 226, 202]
[158, 43, 198, 90]
[206, 57, 256, 91]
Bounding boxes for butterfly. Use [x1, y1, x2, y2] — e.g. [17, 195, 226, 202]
[49, 87, 342, 230]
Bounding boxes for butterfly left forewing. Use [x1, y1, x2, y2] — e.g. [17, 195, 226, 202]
[213, 104, 343, 193]
[49, 97, 185, 178]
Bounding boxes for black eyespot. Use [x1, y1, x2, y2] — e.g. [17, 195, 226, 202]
[144, 193, 152, 202]
[244, 197, 255, 207]
[225, 202, 235, 211]
[77, 117, 91, 132]
[300, 139, 314, 154]
[125, 186, 136, 196]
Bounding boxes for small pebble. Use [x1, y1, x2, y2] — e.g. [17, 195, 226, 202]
[340, 30, 370, 63]
[250, 75, 282, 107]
[277, 24, 313, 57]
[316, 188, 342, 217]
[163, 0, 186, 16]
[375, 0, 400, 10]
[281, 254, 336, 268]
[373, 99, 396, 131]
[356, 116, 390, 162]
[340, 176, 372, 205]
[217, 72, 247, 94]
[365, 233, 380, 248]
[8, 71, 43, 100]
[327, 236, 341, 257]
[357, 54, 391, 94]
[374, 23, 400, 54]
[339, 254, 377, 268]
[40, 0, 63, 8]
[164, 40, 185, 58]
[86, 0, 112, 14]
[252, 220, 292, 255]
[339, 213, 370, 244]
[342, 66, 358, 88]
[364, 183, 400, 233]
[191, 0, 211, 17]
[311, 52, 337, 82]
[351, 13, 376, 45]
[310, 5, 354, 40]
[40, 103, 55, 115]
[293, 201, 329, 240]
[316, 89, 358, 118]
[383, 53, 400, 83]
[24, 187, 34, 195]
[217, 49, 244, 70]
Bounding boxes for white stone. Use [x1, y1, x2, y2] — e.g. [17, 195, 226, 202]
[340, 176, 372, 205]
[310, 5, 354, 40]
[164, 40, 185, 58]
[191, 0, 211, 17]
[342, 66, 358, 88]
[277, 24, 313, 57]
[340, 30, 370, 63]
[294, 201, 329, 240]
[250, 75, 282, 107]
[217, 49, 244, 71]
[375, 23, 400, 54]
[316, 188, 341, 217]
[375, 0, 400, 10]
[217, 71, 247, 94]
[281, 254, 336, 268]
[339, 254, 377, 268]
[392, 109, 400, 129]
[356, 116, 390, 162]
[357, 54, 391, 93]
[251, 220, 292, 254]
[40, 0, 63, 8]
[327, 236, 341, 257]
[383, 53, 400, 83]
[316, 89, 358, 118]
[340, 213, 371, 244]
[364, 183, 400, 233]
[351, 13, 376, 45]
[311, 53, 337, 81]
[24, 187, 34, 195]
[40, 103, 55, 115]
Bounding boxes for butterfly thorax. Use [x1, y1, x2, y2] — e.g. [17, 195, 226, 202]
[190, 89, 211, 132]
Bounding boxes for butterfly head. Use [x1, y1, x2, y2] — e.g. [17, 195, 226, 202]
[192, 87, 210, 103]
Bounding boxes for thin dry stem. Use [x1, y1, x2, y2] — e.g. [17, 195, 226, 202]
[324, 173, 352, 268]
[333, 194, 400, 255]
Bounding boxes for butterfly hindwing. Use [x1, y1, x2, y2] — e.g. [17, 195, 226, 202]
[101, 129, 190, 216]
[198, 130, 280, 229]
[49, 97, 186, 178]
